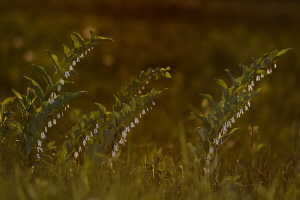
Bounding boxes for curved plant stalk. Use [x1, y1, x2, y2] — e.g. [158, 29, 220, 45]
[12, 31, 114, 164]
[189, 48, 291, 174]
[56, 67, 171, 170]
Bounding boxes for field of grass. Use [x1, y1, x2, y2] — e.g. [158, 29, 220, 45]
[1, 1, 300, 199]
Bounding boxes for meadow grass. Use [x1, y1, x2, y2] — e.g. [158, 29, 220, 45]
[1, 4, 300, 199]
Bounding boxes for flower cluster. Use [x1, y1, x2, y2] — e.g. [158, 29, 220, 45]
[57, 47, 93, 93]
[38, 47, 95, 160]
[204, 63, 278, 170]
[111, 102, 155, 158]
[36, 104, 70, 160]
[73, 122, 98, 162]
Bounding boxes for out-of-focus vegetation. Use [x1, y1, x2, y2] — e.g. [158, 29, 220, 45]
[0, 0, 300, 199]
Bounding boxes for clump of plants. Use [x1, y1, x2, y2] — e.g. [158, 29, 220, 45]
[0, 31, 171, 177]
[189, 48, 291, 174]
[0, 30, 295, 199]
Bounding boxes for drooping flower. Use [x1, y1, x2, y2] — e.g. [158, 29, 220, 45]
[69, 65, 73, 71]
[60, 78, 65, 85]
[230, 117, 235, 123]
[72, 60, 76, 66]
[58, 84, 62, 92]
[119, 138, 124, 145]
[256, 75, 261, 82]
[41, 132, 46, 139]
[37, 154, 41, 160]
[209, 147, 214, 154]
[114, 144, 119, 152]
[122, 131, 127, 138]
[251, 80, 255, 87]
[53, 119, 56, 125]
[274, 63, 277, 68]
[86, 135, 90, 141]
[130, 122, 135, 128]
[48, 121, 52, 128]
[112, 151, 116, 157]
[94, 128, 98, 133]
[83, 140, 87, 147]
[248, 84, 253, 92]
[245, 105, 249, 111]
[45, 127, 48, 133]
[37, 147, 43, 152]
[134, 118, 139, 124]
[248, 101, 251, 107]
[152, 101, 155, 106]
[79, 146, 82, 152]
[142, 109, 146, 115]
[74, 151, 79, 159]
[57, 113, 61, 119]
[37, 140, 42, 147]
[96, 123, 99, 128]
[260, 73, 264, 79]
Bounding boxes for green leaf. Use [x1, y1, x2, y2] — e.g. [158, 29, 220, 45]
[90, 30, 114, 43]
[276, 48, 292, 57]
[200, 94, 219, 114]
[220, 128, 242, 147]
[46, 50, 61, 72]
[1, 97, 15, 107]
[225, 69, 239, 88]
[69, 34, 81, 50]
[95, 103, 107, 115]
[60, 42, 71, 59]
[268, 50, 278, 61]
[113, 94, 122, 111]
[195, 126, 209, 143]
[192, 112, 211, 129]
[215, 79, 230, 100]
[23, 76, 45, 102]
[32, 64, 52, 86]
[12, 89, 25, 104]
[71, 32, 85, 46]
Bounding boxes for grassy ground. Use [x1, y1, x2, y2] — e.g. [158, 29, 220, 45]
[1, 1, 300, 199]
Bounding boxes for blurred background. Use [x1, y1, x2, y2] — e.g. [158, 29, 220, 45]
[0, 0, 299, 157]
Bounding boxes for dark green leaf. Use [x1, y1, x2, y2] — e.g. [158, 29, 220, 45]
[95, 103, 107, 115]
[32, 64, 52, 86]
[60, 42, 71, 59]
[69, 34, 81, 49]
[23, 76, 44, 102]
[1, 97, 15, 107]
[200, 94, 219, 114]
[46, 50, 61, 72]
[71, 32, 85, 46]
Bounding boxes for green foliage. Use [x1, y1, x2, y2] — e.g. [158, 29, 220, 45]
[0, 29, 297, 199]
[0, 31, 170, 175]
[189, 48, 291, 173]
